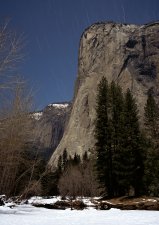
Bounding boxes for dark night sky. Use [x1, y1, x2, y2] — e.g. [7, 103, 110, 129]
[0, 0, 159, 109]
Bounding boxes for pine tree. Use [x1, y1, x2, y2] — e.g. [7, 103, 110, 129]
[83, 151, 88, 161]
[73, 153, 81, 165]
[121, 89, 144, 196]
[109, 81, 125, 196]
[144, 93, 159, 138]
[62, 148, 68, 170]
[57, 155, 62, 173]
[144, 93, 159, 196]
[95, 77, 113, 197]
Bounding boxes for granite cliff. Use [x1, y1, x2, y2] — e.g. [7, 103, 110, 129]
[30, 102, 71, 160]
[49, 21, 159, 167]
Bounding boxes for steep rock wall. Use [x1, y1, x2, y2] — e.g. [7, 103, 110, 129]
[49, 21, 159, 167]
[30, 103, 71, 159]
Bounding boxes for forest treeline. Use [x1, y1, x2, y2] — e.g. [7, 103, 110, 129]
[95, 77, 159, 198]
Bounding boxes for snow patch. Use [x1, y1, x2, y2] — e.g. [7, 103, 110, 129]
[147, 199, 157, 202]
[31, 112, 43, 120]
[48, 103, 69, 109]
[28, 196, 61, 205]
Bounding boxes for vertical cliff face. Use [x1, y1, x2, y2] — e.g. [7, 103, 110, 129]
[30, 103, 71, 159]
[49, 21, 159, 167]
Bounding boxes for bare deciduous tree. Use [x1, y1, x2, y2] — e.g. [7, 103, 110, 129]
[58, 160, 101, 198]
[0, 21, 34, 196]
[0, 79, 33, 196]
[0, 20, 23, 77]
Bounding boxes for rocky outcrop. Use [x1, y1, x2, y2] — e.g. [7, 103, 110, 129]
[49, 21, 159, 167]
[30, 102, 71, 160]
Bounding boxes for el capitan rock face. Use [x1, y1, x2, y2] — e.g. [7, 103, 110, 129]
[49, 21, 159, 167]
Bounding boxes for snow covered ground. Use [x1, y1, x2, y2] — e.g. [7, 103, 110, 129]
[28, 196, 97, 206]
[1, 204, 159, 225]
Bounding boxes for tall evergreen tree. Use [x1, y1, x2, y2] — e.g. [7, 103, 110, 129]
[144, 93, 159, 196]
[95, 77, 113, 197]
[144, 93, 159, 138]
[121, 89, 144, 195]
[109, 81, 125, 196]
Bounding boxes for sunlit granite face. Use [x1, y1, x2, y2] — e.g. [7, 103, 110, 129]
[49, 21, 159, 167]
